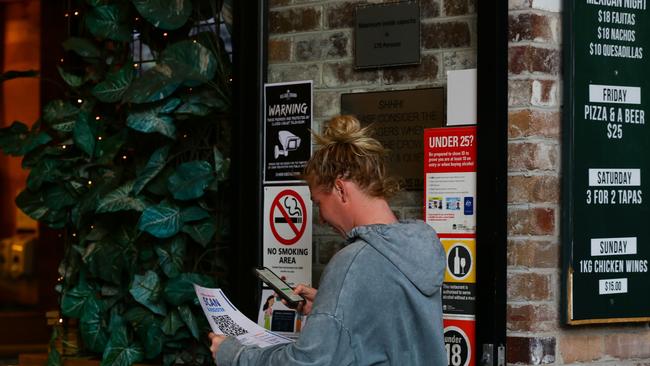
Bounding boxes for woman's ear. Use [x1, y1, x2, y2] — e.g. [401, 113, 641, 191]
[334, 178, 346, 202]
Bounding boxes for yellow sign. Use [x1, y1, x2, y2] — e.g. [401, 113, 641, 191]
[441, 238, 476, 283]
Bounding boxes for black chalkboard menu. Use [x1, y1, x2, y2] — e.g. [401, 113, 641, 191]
[562, 0, 650, 324]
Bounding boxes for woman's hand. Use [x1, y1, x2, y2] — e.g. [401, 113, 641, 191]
[289, 284, 317, 315]
[209, 332, 227, 363]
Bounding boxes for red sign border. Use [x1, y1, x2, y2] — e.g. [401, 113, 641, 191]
[269, 189, 307, 245]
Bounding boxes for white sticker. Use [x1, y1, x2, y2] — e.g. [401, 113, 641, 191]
[590, 237, 637, 256]
[588, 169, 640, 186]
[598, 278, 628, 295]
[589, 84, 641, 104]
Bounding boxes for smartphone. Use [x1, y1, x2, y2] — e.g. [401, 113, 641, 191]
[254, 267, 305, 307]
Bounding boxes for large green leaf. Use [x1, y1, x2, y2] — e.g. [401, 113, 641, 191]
[0, 121, 52, 156]
[95, 130, 128, 164]
[101, 325, 144, 366]
[72, 112, 96, 156]
[161, 41, 217, 86]
[62, 37, 101, 58]
[155, 235, 186, 278]
[61, 276, 95, 318]
[126, 99, 181, 138]
[96, 181, 147, 213]
[27, 159, 62, 190]
[124, 307, 163, 359]
[132, 146, 170, 195]
[92, 65, 134, 103]
[44, 184, 77, 210]
[181, 220, 216, 247]
[177, 305, 199, 339]
[83, 239, 133, 284]
[80, 297, 109, 353]
[130, 270, 167, 315]
[163, 273, 215, 306]
[16, 189, 51, 221]
[131, 0, 192, 30]
[214, 147, 229, 182]
[180, 206, 209, 223]
[86, 4, 131, 42]
[137, 201, 181, 238]
[162, 309, 183, 335]
[167, 160, 215, 201]
[57, 66, 84, 88]
[122, 64, 182, 104]
[43, 100, 79, 126]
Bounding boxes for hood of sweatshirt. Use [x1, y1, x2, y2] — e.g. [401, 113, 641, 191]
[345, 220, 445, 296]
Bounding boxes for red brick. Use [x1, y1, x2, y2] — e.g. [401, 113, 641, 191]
[508, 79, 558, 107]
[559, 335, 604, 364]
[269, 0, 291, 8]
[604, 332, 650, 359]
[509, 13, 555, 43]
[268, 64, 321, 86]
[508, 142, 558, 171]
[509, 45, 560, 75]
[507, 239, 559, 268]
[295, 32, 349, 62]
[421, 0, 441, 18]
[507, 336, 556, 364]
[509, 109, 560, 139]
[531, 79, 558, 106]
[322, 62, 379, 87]
[507, 304, 557, 332]
[422, 21, 471, 49]
[382, 54, 439, 85]
[269, 6, 321, 34]
[268, 38, 291, 63]
[314, 90, 340, 118]
[508, 175, 560, 204]
[508, 272, 552, 301]
[326, 1, 367, 29]
[444, 0, 475, 16]
[507, 207, 555, 235]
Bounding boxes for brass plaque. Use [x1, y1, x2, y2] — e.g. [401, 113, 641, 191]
[341, 88, 445, 190]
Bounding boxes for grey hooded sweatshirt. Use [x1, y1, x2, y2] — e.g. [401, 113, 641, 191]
[216, 220, 446, 366]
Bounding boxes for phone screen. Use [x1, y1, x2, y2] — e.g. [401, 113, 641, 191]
[256, 268, 304, 303]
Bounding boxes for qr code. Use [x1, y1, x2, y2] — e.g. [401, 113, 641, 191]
[212, 315, 248, 337]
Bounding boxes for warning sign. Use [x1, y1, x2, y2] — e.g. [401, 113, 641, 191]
[263, 185, 312, 286]
[443, 318, 475, 366]
[270, 189, 308, 245]
[264, 81, 313, 183]
[442, 239, 476, 283]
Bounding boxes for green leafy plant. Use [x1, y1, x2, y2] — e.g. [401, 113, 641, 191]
[0, 1, 232, 365]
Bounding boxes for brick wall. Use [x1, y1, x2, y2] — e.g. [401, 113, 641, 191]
[507, 1, 650, 365]
[267, 0, 650, 364]
[267, 0, 477, 283]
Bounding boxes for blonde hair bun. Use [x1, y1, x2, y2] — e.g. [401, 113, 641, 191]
[316, 115, 383, 154]
[304, 115, 400, 198]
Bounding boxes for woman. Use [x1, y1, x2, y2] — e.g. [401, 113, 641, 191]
[262, 295, 275, 330]
[210, 115, 446, 365]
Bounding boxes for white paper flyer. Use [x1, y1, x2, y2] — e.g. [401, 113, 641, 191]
[194, 284, 294, 348]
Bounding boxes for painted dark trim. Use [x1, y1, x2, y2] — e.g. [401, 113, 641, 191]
[476, 0, 508, 364]
[230, 0, 267, 318]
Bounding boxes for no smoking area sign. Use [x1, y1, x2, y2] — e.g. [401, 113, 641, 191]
[263, 185, 312, 286]
[270, 189, 307, 245]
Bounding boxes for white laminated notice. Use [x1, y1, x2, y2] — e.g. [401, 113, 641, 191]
[194, 284, 294, 348]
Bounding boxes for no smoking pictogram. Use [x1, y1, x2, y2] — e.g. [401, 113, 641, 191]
[269, 189, 307, 245]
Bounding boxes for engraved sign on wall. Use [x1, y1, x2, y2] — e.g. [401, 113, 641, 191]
[341, 88, 444, 190]
[354, 1, 420, 68]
